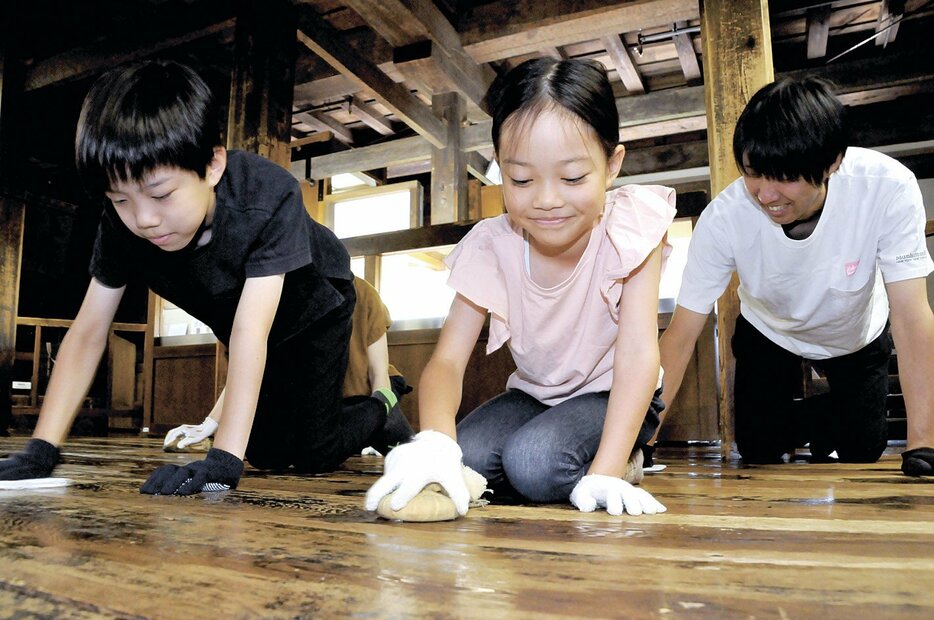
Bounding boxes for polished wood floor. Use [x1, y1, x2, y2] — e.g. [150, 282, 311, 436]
[0, 436, 932, 619]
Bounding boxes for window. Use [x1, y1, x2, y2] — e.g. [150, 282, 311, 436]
[659, 218, 694, 304]
[325, 180, 422, 239]
[378, 246, 456, 326]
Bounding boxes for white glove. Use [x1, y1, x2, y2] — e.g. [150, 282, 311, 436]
[570, 474, 667, 516]
[162, 416, 219, 450]
[364, 430, 470, 515]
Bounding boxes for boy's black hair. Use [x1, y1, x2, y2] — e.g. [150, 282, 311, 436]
[733, 76, 848, 186]
[484, 58, 619, 159]
[75, 60, 221, 195]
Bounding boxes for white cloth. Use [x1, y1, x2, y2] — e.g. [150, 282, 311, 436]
[445, 185, 676, 405]
[678, 147, 932, 359]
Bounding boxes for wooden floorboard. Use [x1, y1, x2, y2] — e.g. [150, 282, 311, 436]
[0, 437, 932, 619]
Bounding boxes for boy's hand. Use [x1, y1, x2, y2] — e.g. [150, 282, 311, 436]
[364, 430, 470, 515]
[570, 474, 667, 516]
[140, 448, 243, 495]
[0, 439, 60, 480]
[163, 416, 219, 450]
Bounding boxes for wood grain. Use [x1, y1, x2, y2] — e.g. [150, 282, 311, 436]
[0, 437, 931, 618]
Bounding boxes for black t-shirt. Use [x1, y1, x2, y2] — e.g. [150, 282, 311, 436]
[90, 150, 352, 346]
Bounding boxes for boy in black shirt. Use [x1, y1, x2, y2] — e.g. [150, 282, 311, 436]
[0, 61, 411, 493]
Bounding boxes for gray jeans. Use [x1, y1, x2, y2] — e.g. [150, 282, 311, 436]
[456, 388, 663, 503]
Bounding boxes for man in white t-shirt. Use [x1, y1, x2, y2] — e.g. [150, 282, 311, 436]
[655, 77, 934, 475]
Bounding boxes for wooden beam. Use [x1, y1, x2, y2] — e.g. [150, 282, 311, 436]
[290, 131, 333, 149]
[294, 111, 354, 144]
[350, 96, 394, 135]
[296, 6, 446, 148]
[875, 0, 905, 47]
[460, 0, 698, 63]
[343, 0, 429, 47]
[25, 19, 235, 92]
[430, 92, 468, 224]
[699, 0, 773, 459]
[673, 21, 702, 83]
[341, 220, 476, 256]
[466, 152, 496, 185]
[310, 136, 432, 180]
[394, 40, 494, 119]
[601, 34, 645, 95]
[226, 1, 296, 168]
[805, 5, 831, 60]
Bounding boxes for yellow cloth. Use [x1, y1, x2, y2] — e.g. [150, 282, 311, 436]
[343, 277, 401, 398]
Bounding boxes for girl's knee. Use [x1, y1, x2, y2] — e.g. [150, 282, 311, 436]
[501, 435, 580, 503]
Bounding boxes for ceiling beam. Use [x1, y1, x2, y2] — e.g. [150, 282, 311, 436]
[875, 0, 905, 47]
[350, 96, 395, 135]
[673, 21, 702, 83]
[460, 0, 699, 63]
[805, 5, 831, 59]
[296, 6, 446, 148]
[25, 19, 235, 91]
[601, 34, 645, 94]
[294, 111, 354, 144]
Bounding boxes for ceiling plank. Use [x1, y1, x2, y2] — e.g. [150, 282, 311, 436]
[601, 34, 645, 94]
[460, 0, 699, 63]
[25, 19, 235, 92]
[290, 131, 333, 149]
[310, 136, 432, 179]
[296, 6, 446, 148]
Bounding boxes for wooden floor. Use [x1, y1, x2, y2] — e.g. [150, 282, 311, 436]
[0, 437, 932, 619]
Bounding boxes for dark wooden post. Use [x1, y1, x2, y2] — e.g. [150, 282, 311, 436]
[226, 0, 297, 169]
[700, 0, 774, 458]
[0, 51, 27, 434]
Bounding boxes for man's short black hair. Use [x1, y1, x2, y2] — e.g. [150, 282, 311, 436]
[75, 60, 221, 195]
[733, 76, 848, 186]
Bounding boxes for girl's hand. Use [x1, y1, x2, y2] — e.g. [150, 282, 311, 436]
[570, 474, 667, 516]
[364, 430, 470, 515]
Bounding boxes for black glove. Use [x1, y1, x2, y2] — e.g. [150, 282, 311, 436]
[0, 439, 60, 480]
[140, 447, 243, 495]
[901, 447, 934, 476]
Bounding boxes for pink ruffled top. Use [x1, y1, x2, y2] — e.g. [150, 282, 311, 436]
[445, 185, 676, 405]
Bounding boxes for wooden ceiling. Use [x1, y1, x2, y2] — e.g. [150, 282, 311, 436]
[3, 0, 934, 202]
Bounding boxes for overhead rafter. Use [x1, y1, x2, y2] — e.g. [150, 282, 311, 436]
[806, 5, 832, 59]
[875, 0, 905, 47]
[350, 96, 394, 135]
[347, 0, 495, 116]
[601, 34, 645, 94]
[460, 0, 699, 63]
[672, 20, 702, 83]
[296, 6, 446, 148]
[294, 111, 354, 145]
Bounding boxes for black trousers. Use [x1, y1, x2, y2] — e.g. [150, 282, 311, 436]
[245, 278, 384, 473]
[731, 314, 891, 464]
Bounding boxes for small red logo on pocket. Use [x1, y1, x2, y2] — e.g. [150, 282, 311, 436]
[845, 260, 860, 276]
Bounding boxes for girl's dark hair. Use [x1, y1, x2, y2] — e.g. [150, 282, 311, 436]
[733, 76, 848, 186]
[485, 58, 619, 158]
[75, 60, 221, 194]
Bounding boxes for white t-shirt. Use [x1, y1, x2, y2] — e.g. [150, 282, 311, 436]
[678, 147, 933, 359]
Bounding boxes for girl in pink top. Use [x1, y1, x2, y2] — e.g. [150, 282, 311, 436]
[366, 58, 675, 517]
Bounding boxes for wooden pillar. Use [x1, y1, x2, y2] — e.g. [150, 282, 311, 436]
[430, 92, 468, 224]
[220, 0, 297, 392]
[226, 0, 297, 169]
[699, 0, 774, 458]
[0, 52, 27, 434]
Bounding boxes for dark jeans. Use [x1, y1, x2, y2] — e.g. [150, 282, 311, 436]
[457, 387, 663, 503]
[732, 314, 891, 464]
[245, 278, 384, 473]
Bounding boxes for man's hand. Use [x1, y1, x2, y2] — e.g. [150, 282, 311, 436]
[0, 439, 60, 480]
[570, 474, 667, 516]
[364, 430, 470, 515]
[140, 448, 243, 495]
